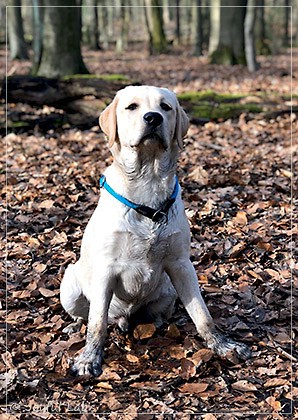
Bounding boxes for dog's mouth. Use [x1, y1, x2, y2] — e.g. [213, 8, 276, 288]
[138, 130, 168, 149]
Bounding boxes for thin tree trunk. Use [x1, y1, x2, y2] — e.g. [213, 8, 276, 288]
[32, 0, 44, 72]
[185, 1, 193, 45]
[175, 0, 181, 45]
[245, 0, 259, 71]
[283, 0, 289, 47]
[162, 0, 170, 25]
[193, 0, 203, 56]
[98, 0, 108, 49]
[149, 0, 167, 54]
[116, 0, 129, 52]
[84, 0, 100, 50]
[7, 0, 29, 59]
[143, 0, 153, 54]
[208, 0, 220, 57]
[255, 0, 270, 54]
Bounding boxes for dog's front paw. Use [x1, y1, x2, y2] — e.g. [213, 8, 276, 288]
[206, 330, 251, 362]
[70, 351, 103, 377]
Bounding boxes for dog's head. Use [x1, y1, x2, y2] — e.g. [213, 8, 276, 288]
[99, 86, 189, 151]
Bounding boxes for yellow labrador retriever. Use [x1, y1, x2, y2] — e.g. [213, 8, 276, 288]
[60, 85, 250, 376]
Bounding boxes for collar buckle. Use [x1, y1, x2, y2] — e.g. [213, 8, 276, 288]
[152, 210, 168, 224]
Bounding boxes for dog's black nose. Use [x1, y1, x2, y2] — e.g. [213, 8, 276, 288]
[143, 112, 163, 128]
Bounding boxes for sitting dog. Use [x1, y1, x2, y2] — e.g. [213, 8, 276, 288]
[60, 85, 250, 376]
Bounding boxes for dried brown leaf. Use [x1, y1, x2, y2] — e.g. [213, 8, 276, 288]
[265, 396, 282, 411]
[39, 287, 57, 297]
[178, 382, 209, 394]
[180, 358, 196, 380]
[133, 323, 156, 340]
[232, 380, 258, 392]
[264, 378, 288, 388]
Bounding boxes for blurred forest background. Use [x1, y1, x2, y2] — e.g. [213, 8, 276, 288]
[3, 0, 297, 73]
[2, 0, 297, 131]
[2, 1, 297, 418]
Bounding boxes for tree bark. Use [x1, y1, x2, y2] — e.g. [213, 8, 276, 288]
[143, 0, 153, 54]
[36, 0, 89, 77]
[209, 0, 247, 65]
[32, 0, 44, 72]
[255, 0, 270, 54]
[7, 0, 29, 60]
[98, 0, 108, 49]
[84, 0, 100, 50]
[193, 0, 203, 56]
[175, 0, 181, 45]
[245, 0, 259, 72]
[283, 0, 290, 47]
[116, 0, 129, 52]
[148, 0, 167, 54]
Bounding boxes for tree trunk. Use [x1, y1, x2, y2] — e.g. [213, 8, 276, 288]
[98, 0, 108, 49]
[116, 0, 129, 52]
[7, 0, 29, 60]
[175, 0, 181, 45]
[32, 0, 44, 72]
[143, 0, 153, 54]
[162, 0, 171, 25]
[84, 0, 100, 50]
[148, 0, 167, 54]
[255, 0, 270, 54]
[245, 0, 259, 72]
[209, 0, 247, 65]
[185, 2, 192, 45]
[36, 0, 89, 77]
[283, 0, 290, 47]
[208, 0, 220, 57]
[193, 0, 203, 56]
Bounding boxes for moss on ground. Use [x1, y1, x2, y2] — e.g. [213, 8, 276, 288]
[178, 91, 245, 103]
[192, 103, 262, 120]
[62, 74, 130, 81]
[178, 90, 264, 120]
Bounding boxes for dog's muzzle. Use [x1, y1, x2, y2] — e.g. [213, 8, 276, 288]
[143, 112, 163, 128]
[138, 112, 167, 149]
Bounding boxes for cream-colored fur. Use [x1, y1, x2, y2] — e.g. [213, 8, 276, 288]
[60, 86, 250, 377]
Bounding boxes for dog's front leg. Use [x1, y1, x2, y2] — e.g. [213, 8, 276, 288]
[70, 272, 114, 377]
[166, 259, 250, 360]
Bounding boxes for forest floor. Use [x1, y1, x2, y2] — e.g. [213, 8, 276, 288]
[1, 46, 297, 419]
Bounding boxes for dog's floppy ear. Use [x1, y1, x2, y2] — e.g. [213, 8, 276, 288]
[99, 95, 119, 148]
[174, 105, 189, 149]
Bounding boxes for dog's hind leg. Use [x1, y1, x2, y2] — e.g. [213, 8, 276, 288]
[60, 263, 90, 334]
[145, 273, 177, 327]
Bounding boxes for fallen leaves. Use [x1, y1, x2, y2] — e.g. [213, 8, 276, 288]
[266, 396, 282, 411]
[232, 210, 248, 226]
[178, 382, 209, 394]
[2, 47, 296, 416]
[231, 380, 258, 392]
[133, 323, 156, 340]
[264, 378, 289, 388]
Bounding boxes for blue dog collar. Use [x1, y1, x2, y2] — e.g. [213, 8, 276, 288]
[99, 175, 179, 223]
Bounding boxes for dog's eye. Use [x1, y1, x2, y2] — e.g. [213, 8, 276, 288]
[126, 103, 138, 111]
[160, 103, 172, 111]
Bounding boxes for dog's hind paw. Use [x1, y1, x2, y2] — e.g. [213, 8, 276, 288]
[206, 330, 251, 362]
[70, 351, 103, 377]
[62, 318, 83, 335]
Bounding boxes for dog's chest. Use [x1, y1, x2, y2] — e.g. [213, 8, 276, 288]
[111, 224, 171, 300]
[115, 223, 170, 265]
